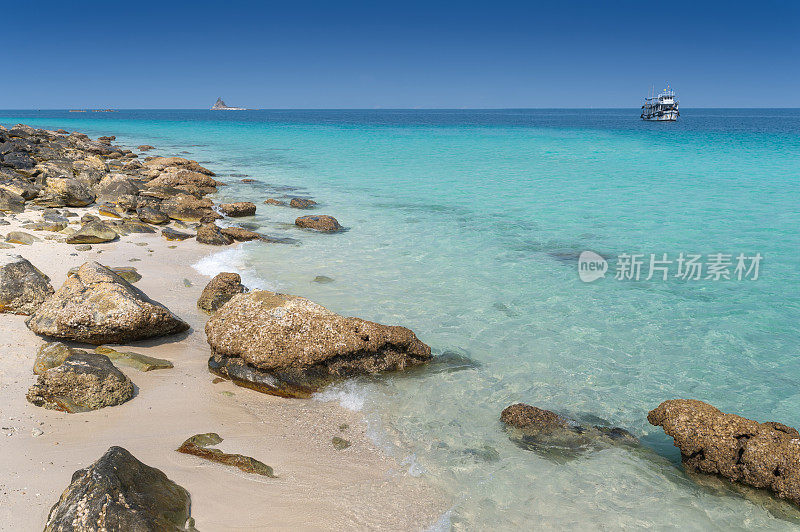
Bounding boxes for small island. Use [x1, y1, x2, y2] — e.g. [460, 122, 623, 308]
[210, 97, 247, 110]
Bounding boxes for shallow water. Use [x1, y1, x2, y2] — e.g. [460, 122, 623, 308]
[3, 109, 800, 529]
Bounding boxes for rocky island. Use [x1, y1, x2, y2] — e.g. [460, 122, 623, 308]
[210, 97, 247, 110]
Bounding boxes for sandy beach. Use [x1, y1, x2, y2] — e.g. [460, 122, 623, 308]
[0, 163, 445, 530]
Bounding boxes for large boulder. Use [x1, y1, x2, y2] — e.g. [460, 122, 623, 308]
[143, 156, 215, 176]
[0, 188, 25, 213]
[34, 177, 95, 207]
[218, 202, 256, 217]
[197, 272, 247, 313]
[94, 173, 141, 202]
[44, 446, 193, 531]
[205, 291, 431, 397]
[648, 399, 800, 506]
[65, 221, 118, 244]
[137, 206, 169, 225]
[26, 352, 134, 412]
[295, 215, 342, 232]
[160, 193, 215, 222]
[0, 254, 54, 314]
[195, 223, 233, 245]
[145, 169, 220, 195]
[27, 261, 189, 344]
[501, 403, 638, 457]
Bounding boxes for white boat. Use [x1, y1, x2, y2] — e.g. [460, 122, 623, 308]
[641, 87, 679, 121]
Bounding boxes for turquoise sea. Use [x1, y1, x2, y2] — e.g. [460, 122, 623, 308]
[3, 109, 799, 529]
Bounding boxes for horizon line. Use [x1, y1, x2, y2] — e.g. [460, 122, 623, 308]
[2, 107, 800, 111]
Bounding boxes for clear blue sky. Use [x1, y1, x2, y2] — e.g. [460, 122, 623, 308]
[3, 0, 798, 108]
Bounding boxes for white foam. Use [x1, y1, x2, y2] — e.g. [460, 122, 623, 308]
[313, 380, 368, 411]
[191, 243, 279, 291]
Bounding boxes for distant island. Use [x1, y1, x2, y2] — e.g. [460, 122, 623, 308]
[211, 97, 247, 110]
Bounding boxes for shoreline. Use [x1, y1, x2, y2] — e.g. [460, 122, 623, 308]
[0, 124, 446, 529]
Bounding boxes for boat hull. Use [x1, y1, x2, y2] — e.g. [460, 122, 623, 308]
[642, 110, 678, 121]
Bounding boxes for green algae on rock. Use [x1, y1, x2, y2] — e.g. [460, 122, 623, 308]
[95, 345, 174, 371]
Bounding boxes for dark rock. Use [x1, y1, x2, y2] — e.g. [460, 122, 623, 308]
[648, 399, 800, 507]
[312, 275, 334, 284]
[263, 198, 286, 206]
[289, 197, 317, 209]
[218, 202, 256, 217]
[196, 223, 233, 246]
[0, 254, 54, 314]
[205, 290, 431, 397]
[0, 189, 25, 213]
[197, 273, 247, 313]
[1, 151, 35, 170]
[162, 227, 194, 241]
[26, 352, 134, 412]
[44, 446, 193, 531]
[220, 226, 262, 242]
[501, 403, 638, 457]
[27, 261, 189, 344]
[177, 433, 276, 477]
[295, 215, 342, 232]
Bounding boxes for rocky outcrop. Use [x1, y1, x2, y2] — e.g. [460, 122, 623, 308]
[289, 197, 317, 209]
[177, 433, 276, 477]
[0, 254, 54, 314]
[195, 223, 232, 245]
[27, 261, 189, 344]
[65, 221, 118, 244]
[205, 291, 431, 397]
[501, 403, 638, 456]
[145, 169, 220, 196]
[44, 446, 194, 531]
[197, 272, 247, 313]
[137, 206, 169, 225]
[143, 156, 215, 177]
[94, 173, 141, 202]
[648, 399, 800, 506]
[26, 352, 134, 412]
[160, 193, 216, 222]
[295, 215, 342, 232]
[34, 177, 95, 207]
[0, 188, 25, 213]
[218, 202, 256, 217]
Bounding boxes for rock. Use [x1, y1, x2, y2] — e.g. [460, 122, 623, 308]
[68, 265, 141, 284]
[34, 342, 78, 375]
[648, 399, 800, 507]
[0, 170, 39, 200]
[263, 198, 286, 206]
[295, 215, 342, 232]
[98, 202, 125, 218]
[500, 403, 638, 457]
[218, 202, 256, 217]
[97, 135, 116, 144]
[312, 275, 334, 284]
[1, 151, 35, 170]
[196, 223, 233, 246]
[220, 226, 262, 242]
[56, 129, 68, 134]
[177, 433, 276, 477]
[143, 156, 215, 176]
[74, 244, 92, 251]
[197, 273, 247, 313]
[0, 189, 26, 213]
[137, 206, 169, 225]
[22, 221, 67, 232]
[81, 213, 100, 224]
[94, 174, 140, 202]
[205, 291, 431, 397]
[44, 446, 193, 531]
[145, 169, 220, 195]
[160, 193, 215, 222]
[289, 197, 317, 209]
[95, 346, 173, 372]
[5, 231, 40, 245]
[332, 436, 351, 450]
[26, 352, 134, 412]
[115, 220, 157, 235]
[162, 227, 194, 241]
[0, 255, 54, 314]
[27, 261, 189, 344]
[65, 221, 117, 244]
[138, 145, 155, 151]
[35, 177, 95, 207]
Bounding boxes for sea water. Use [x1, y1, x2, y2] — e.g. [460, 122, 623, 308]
[3, 109, 799, 529]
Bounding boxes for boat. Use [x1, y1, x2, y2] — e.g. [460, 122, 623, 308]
[211, 97, 246, 111]
[641, 86, 679, 121]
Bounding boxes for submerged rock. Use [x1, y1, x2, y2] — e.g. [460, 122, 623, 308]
[0, 254, 54, 314]
[501, 403, 638, 457]
[27, 261, 189, 344]
[218, 201, 256, 217]
[197, 272, 247, 313]
[44, 446, 193, 531]
[220, 226, 262, 242]
[65, 221, 117, 244]
[205, 290, 431, 397]
[138, 145, 155, 151]
[648, 399, 800, 507]
[95, 345, 174, 372]
[295, 215, 342, 232]
[263, 198, 286, 206]
[177, 433, 276, 477]
[26, 352, 134, 412]
[289, 197, 317, 209]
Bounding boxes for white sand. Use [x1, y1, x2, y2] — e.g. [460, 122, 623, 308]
[0, 209, 445, 530]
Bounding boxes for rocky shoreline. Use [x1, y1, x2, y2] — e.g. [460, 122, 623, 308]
[2, 122, 799, 527]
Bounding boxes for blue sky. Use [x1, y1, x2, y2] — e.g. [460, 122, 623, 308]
[2, 0, 798, 108]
